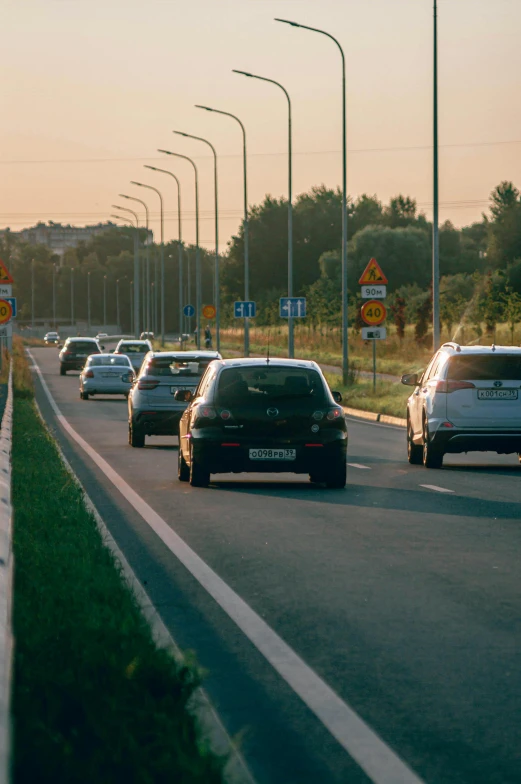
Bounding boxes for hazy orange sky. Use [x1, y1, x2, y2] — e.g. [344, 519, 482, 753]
[2, 0, 521, 249]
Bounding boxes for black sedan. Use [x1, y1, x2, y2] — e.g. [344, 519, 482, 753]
[177, 358, 347, 488]
[59, 337, 102, 375]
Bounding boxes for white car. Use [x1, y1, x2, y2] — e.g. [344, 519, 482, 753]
[80, 353, 135, 400]
[402, 342, 521, 468]
[114, 339, 153, 372]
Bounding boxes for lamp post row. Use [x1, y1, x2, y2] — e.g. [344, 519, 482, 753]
[109, 7, 441, 362]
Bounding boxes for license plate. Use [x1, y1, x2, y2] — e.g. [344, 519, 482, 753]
[102, 372, 119, 378]
[171, 386, 188, 394]
[249, 448, 296, 460]
[477, 389, 518, 400]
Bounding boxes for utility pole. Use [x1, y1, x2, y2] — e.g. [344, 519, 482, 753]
[432, 0, 440, 349]
[31, 259, 35, 333]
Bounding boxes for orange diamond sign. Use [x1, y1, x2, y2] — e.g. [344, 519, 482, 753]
[358, 258, 388, 285]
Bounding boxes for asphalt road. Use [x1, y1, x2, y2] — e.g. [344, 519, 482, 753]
[30, 347, 521, 784]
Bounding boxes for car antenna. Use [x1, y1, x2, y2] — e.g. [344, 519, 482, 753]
[266, 329, 270, 364]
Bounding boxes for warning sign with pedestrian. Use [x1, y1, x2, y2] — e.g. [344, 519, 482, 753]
[358, 258, 388, 285]
[0, 260, 13, 285]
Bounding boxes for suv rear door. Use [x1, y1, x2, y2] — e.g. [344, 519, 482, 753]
[445, 353, 521, 428]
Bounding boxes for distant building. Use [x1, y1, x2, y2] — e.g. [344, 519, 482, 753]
[0, 221, 153, 259]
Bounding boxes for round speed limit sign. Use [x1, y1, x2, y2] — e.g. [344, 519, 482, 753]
[0, 300, 13, 325]
[361, 299, 386, 326]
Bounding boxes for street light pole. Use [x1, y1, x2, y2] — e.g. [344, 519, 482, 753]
[103, 275, 107, 328]
[31, 259, 35, 333]
[144, 165, 184, 341]
[87, 271, 91, 331]
[275, 18, 349, 381]
[53, 263, 57, 328]
[233, 70, 294, 358]
[195, 105, 250, 356]
[432, 0, 440, 349]
[71, 267, 74, 328]
[158, 149, 201, 349]
[112, 206, 140, 336]
[130, 280, 134, 334]
[131, 180, 165, 344]
[173, 130, 220, 352]
[120, 193, 150, 334]
[116, 279, 120, 330]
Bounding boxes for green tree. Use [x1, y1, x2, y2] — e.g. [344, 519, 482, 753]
[348, 225, 431, 291]
[501, 286, 521, 344]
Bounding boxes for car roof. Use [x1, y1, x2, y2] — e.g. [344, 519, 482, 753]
[148, 350, 221, 359]
[440, 343, 521, 355]
[117, 339, 150, 346]
[65, 337, 99, 342]
[217, 357, 321, 370]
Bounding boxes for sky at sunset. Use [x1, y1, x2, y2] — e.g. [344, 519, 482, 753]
[2, 0, 521, 249]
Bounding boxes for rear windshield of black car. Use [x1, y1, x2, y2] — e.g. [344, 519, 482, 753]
[147, 356, 213, 377]
[447, 355, 521, 381]
[66, 342, 99, 352]
[216, 366, 327, 405]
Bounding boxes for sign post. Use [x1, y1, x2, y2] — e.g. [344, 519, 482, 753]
[359, 259, 388, 392]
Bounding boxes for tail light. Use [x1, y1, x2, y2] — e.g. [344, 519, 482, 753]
[193, 405, 218, 427]
[327, 407, 343, 420]
[84, 370, 94, 378]
[138, 379, 159, 390]
[63, 351, 72, 357]
[435, 380, 476, 393]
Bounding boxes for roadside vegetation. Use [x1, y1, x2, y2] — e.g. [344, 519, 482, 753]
[10, 338, 224, 783]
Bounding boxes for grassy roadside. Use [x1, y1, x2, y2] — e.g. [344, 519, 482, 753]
[11, 339, 225, 783]
[323, 373, 409, 419]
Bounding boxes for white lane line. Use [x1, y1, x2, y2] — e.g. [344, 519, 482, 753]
[420, 484, 455, 494]
[28, 351, 424, 784]
[347, 463, 372, 470]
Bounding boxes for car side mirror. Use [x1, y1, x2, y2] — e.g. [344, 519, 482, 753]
[174, 389, 193, 402]
[401, 373, 419, 387]
[101, 345, 106, 351]
[332, 390, 342, 404]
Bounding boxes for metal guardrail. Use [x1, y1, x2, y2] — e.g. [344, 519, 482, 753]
[0, 366, 14, 783]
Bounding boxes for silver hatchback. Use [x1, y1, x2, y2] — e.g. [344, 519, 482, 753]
[80, 354, 135, 400]
[114, 339, 153, 372]
[128, 350, 221, 447]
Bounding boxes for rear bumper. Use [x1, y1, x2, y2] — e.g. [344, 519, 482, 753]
[83, 383, 131, 395]
[61, 360, 87, 371]
[133, 408, 184, 435]
[432, 428, 521, 454]
[190, 434, 347, 474]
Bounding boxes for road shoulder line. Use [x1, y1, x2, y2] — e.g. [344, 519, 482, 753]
[28, 349, 424, 784]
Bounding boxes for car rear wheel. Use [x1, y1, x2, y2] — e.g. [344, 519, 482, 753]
[189, 453, 210, 488]
[80, 391, 89, 400]
[407, 416, 423, 465]
[60, 366, 66, 376]
[129, 421, 145, 448]
[325, 461, 347, 489]
[422, 420, 443, 469]
[178, 447, 190, 482]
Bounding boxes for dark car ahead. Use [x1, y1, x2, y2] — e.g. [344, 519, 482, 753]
[59, 337, 102, 375]
[177, 358, 347, 488]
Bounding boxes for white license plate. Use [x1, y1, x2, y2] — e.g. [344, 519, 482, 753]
[102, 372, 119, 378]
[171, 386, 188, 394]
[249, 448, 296, 460]
[477, 389, 518, 400]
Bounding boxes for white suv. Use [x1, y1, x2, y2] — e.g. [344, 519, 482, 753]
[402, 343, 521, 468]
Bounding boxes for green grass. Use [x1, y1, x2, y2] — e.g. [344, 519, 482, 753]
[11, 347, 225, 783]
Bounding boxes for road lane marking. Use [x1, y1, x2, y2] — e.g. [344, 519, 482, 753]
[28, 351, 424, 784]
[347, 463, 372, 470]
[420, 484, 455, 494]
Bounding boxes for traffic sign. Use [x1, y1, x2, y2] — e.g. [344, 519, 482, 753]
[362, 327, 387, 340]
[0, 300, 13, 325]
[0, 285, 12, 298]
[202, 304, 216, 319]
[279, 297, 306, 318]
[358, 258, 388, 285]
[234, 301, 256, 318]
[361, 285, 386, 299]
[361, 299, 386, 326]
[183, 304, 195, 317]
[4, 298, 16, 318]
[0, 324, 12, 339]
[0, 260, 13, 285]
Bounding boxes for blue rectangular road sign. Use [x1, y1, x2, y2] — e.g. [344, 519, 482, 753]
[4, 297, 16, 318]
[279, 297, 306, 318]
[234, 301, 256, 318]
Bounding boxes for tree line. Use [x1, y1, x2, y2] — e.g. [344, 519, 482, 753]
[2, 180, 521, 336]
